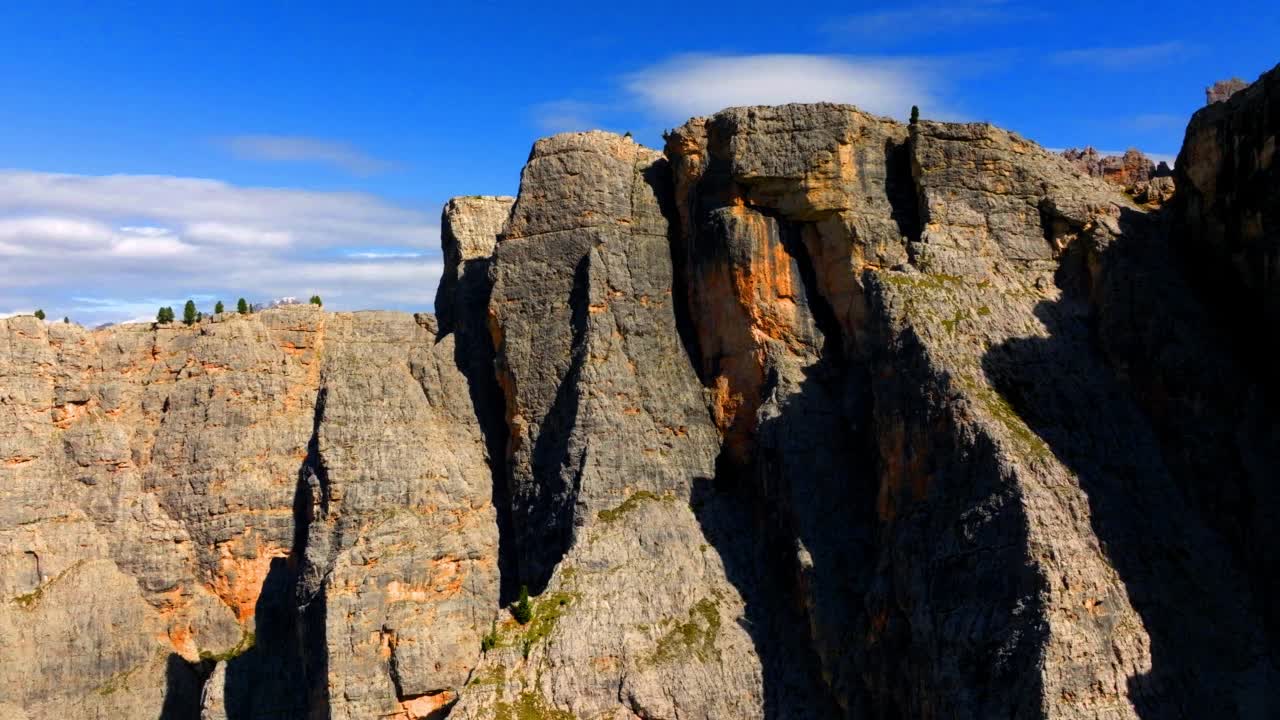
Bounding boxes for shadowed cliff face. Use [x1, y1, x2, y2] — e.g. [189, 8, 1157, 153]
[3, 66, 1280, 720]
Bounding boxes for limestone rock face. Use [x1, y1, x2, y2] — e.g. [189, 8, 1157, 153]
[487, 131, 721, 586]
[435, 195, 514, 336]
[0, 308, 497, 719]
[452, 131, 780, 720]
[296, 312, 497, 720]
[660, 106, 1279, 718]
[1, 309, 324, 719]
[4, 72, 1280, 720]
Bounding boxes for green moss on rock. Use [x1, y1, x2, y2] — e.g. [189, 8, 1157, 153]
[198, 629, 256, 662]
[597, 490, 668, 523]
[495, 691, 575, 720]
[650, 597, 722, 664]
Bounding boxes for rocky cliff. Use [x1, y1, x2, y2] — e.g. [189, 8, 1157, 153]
[2, 62, 1278, 720]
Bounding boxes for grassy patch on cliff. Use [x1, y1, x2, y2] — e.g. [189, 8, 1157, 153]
[494, 691, 575, 720]
[467, 663, 507, 688]
[967, 382, 1053, 463]
[519, 591, 575, 657]
[649, 597, 721, 664]
[9, 559, 84, 609]
[880, 271, 965, 291]
[485, 590, 578, 657]
[198, 629, 256, 662]
[597, 490, 671, 523]
[93, 661, 145, 696]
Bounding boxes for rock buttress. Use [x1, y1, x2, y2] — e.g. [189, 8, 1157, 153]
[453, 131, 796, 719]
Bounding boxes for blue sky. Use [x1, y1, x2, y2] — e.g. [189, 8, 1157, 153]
[2, 1, 1277, 324]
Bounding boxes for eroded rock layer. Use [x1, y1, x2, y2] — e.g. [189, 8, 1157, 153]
[3, 63, 1279, 720]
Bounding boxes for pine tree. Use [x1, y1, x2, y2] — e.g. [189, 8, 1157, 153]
[237, 298, 249, 315]
[157, 307, 174, 324]
[309, 295, 323, 307]
[183, 300, 197, 326]
[910, 105, 920, 125]
[512, 585, 533, 625]
[33, 309, 45, 320]
[63, 317, 70, 324]
[215, 301, 225, 314]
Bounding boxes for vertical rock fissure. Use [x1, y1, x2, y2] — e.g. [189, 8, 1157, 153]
[292, 384, 330, 720]
[885, 136, 923, 248]
[437, 255, 520, 605]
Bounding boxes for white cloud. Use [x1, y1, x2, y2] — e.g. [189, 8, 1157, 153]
[118, 225, 173, 237]
[221, 135, 393, 175]
[185, 222, 293, 247]
[1050, 42, 1184, 70]
[624, 54, 943, 121]
[0, 169, 444, 325]
[345, 250, 423, 259]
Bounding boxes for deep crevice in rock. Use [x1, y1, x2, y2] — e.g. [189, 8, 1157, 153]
[649, 157, 706, 377]
[158, 653, 214, 720]
[884, 136, 922, 246]
[436, 253, 520, 605]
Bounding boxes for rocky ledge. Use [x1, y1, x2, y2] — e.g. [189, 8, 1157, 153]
[2, 62, 1278, 720]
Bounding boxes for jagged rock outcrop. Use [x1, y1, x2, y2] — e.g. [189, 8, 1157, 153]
[1207, 77, 1250, 104]
[1061, 147, 1155, 186]
[4, 64, 1280, 720]
[1060, 147, 1174, 205]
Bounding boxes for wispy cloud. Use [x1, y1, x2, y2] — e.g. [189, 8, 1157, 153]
[530, 100, 611, 133]
[345, 250, 423, 259]
[0, 169, 442, 325]
[825, 0, 1043, 39]
[221, 135, 394, 175]
[624, 53, 946, 122]
[1050, 42, 1184, 70]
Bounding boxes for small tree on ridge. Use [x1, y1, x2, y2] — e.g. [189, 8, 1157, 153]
[512, 585, 533, 625]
